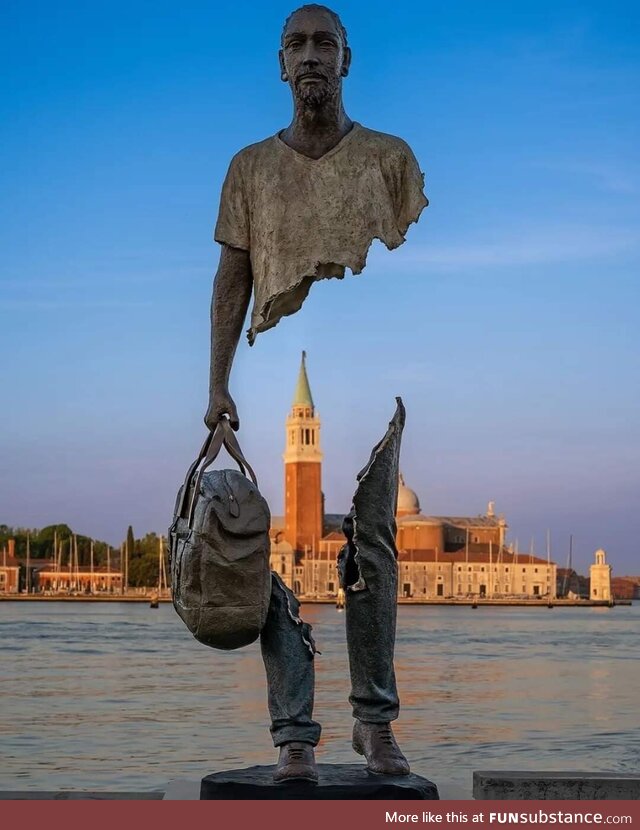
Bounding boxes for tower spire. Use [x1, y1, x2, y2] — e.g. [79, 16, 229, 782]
[284, 350, 323, 554]
[292, 350, 314, 409]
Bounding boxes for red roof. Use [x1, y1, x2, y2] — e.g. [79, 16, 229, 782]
[398, 548, 551, 566]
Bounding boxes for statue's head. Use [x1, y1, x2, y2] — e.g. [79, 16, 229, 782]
[279, 4, 351, 107]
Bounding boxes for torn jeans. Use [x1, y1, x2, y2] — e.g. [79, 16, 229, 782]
[260, 397, 405, 743]
[338, 397, 405, 724]
[260, 571, 321, 746]
[337, 518, 400, 723]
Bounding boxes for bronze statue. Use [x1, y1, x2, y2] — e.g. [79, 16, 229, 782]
[203, 4, 428, 784]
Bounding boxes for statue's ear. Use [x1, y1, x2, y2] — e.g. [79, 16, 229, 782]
[279, 49, 288, 82]
[341, 46, 352, 77]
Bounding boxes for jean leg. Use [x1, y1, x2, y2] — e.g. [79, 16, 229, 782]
[339, 399, 405, 723]
[339, 534, 400, 723]
[260, 572, 321, 747]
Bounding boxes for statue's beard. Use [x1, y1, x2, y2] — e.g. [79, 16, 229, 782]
[293, 74, 340, 107]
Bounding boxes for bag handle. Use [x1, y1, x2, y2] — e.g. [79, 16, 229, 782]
[175, 431, 215, 521]
[178, 418, 259, 528]
[218, 418, 258, 487]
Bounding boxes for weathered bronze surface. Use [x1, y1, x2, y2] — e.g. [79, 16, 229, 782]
[205, 3, 427, 430]
[197, 5, 428, 787]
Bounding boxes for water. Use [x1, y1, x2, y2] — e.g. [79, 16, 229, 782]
[0, 602, 638, 792]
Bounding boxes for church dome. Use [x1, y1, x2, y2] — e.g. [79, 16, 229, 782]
[397, 473, 421, 516]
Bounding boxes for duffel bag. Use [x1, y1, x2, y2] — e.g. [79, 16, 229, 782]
[168, 418, 271, 650]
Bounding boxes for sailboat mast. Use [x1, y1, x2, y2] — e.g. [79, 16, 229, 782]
[26, 531, 31, 594]
[561, 534, 572, 597]
[546, 529, 551, 599]
[74, 534, 80, 589]
[489, 539, 493, 598]
[157, 535, 167, 593]
[90, 539, 94, 594]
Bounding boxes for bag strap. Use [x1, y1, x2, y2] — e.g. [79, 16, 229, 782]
[175, 430, 215, 521]
[180, 418, 259, 528]
[219, 418, 258, 487]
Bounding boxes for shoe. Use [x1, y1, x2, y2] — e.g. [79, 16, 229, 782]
[273, 741, 318, 784]
[352, 720, 410, 775]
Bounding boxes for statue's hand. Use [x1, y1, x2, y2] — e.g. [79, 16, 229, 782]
[205, 388, 240, 432]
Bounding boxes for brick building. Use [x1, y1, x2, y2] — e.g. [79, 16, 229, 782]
[270, 353, 558, 600]
[282, 351, 323, 556]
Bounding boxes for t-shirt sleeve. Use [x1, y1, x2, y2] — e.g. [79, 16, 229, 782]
[395, 143, 429, 236]
[214, 154, 250, 250]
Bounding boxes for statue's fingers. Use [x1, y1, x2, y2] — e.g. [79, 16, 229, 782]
[229, 409, 240, 431]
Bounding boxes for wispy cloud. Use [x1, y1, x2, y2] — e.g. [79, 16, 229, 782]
[532, 159, 639, 195]
[376, 225, 640, 271]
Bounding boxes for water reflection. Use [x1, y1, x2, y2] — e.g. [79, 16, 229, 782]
[0, 603, 637, 790]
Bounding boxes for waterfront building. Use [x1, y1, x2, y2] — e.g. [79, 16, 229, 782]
[36, 564, 123, 594]
[611, 576, 640, 600]
[395, 482, 507, 550]
[395, 548, 556, 600]
[0, 551, 123, 594]
[270, 534, 296, 588]
[589, 548, 612, 602]
[316, 509, 556, 600]
[0, 539, 20, 593]
[269, 354, 558, 600]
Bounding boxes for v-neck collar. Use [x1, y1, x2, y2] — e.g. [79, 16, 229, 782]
[275, 122, 360, 163]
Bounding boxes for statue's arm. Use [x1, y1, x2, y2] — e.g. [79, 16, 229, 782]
[204, 244, 252, 431]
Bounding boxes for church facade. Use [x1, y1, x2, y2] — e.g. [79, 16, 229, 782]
[270, 354, 557, 600]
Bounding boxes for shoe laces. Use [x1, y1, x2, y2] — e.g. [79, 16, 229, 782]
[288, 745, 306, 760]
[376, 723, 395, 746]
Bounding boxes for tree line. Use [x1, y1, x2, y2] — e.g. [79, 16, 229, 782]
[0, 523, 169, 588]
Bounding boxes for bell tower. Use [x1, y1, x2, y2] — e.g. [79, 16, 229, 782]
[284, 352, 323, 555]
[590, 548, 612, 602]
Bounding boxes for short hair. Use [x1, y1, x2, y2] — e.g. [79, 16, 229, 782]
[281, 4, 348, 48]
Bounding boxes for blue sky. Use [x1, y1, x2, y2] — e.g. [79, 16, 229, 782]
[1, 0, 639, 574]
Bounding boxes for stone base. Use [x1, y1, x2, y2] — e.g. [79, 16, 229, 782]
[201, 763, 439, 800]
[474, 771, 640, 800]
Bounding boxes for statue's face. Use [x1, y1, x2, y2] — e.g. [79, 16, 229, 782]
[280, 7, 350, 106]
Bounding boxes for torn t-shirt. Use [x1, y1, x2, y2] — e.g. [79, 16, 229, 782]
[214, 122, 428, 345]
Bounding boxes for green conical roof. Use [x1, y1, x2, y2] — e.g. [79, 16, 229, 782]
[293, 350, 314, 408]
